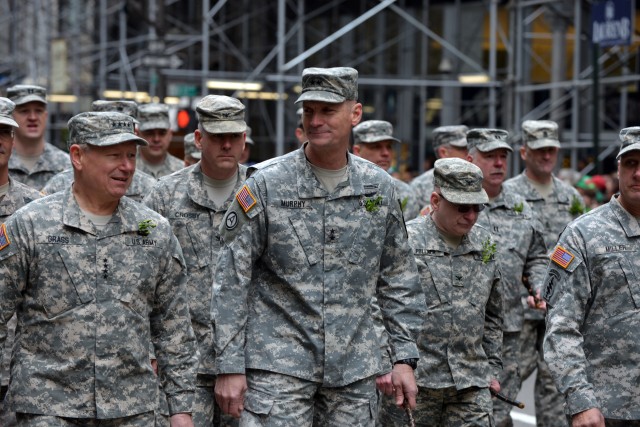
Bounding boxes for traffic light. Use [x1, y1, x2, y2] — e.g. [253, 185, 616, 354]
[176, 108, 197, 132]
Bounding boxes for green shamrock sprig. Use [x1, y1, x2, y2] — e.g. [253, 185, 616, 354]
[569, 196, 585, 217]
[400, 197, 409, 212]
[513, 202, 524, 214]
[138, 219, 157, 236]
[481, 238, 497, 264]
[364, 196, 383, 213]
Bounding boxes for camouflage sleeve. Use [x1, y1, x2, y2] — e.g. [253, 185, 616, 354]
[377, 196, 425, 362]
[142, 182, 166, 217]
[212, 178, 266, 375]
[371, 297, 392, 375]
[542, 230, 597, 415]
[151, 231, 198, 415]
[0, 217, 29, 386]
[524, 222, 549, 294]
[483, 266, 503, 379]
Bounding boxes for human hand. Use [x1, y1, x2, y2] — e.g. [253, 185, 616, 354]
[571, 408, 605, 427]
[489, 378, 501, 394]
[376, 372, 394, 396]
[527, 290, 547, 311]
[169, 413, 194, 427]
[391, 363, 418, 410]
[215, 374, 248, 418]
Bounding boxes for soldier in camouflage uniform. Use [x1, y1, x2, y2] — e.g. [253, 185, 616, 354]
[6, 85, 69, 190]
[380, 158, 503, 426]
[183, 132, 201, 167]
[0, 111, 198, 426]
[43, 100, 156, 202]
[503, 120, 584, 427]
[542, 127, 640, 427]
[0, 97, 42, 427]
[213, 67, 425, 426]
[144, 95, 250, 427]
[352, 120, 419, 219]
[466, 129, 548, 427]
[137, 103, 184, 178]
[409, 125, 468, 217]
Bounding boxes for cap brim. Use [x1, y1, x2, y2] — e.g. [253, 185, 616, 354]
[617, 142, 640, 159]
[13, 95, 47, 106]
[139, 120, 171, 131]
[358, 136, 401, 144]
[295, 91, 345, 104]
[201, 120, 247, 134]
[527, 139, 561, 150]
[189, 152, 202, 159]
[86, 133, 148, 147]
[477, 141, 513, 152]
[440, 187, 489, 205]
[0, 117, 19, 128]
[447, 137, 468, 148]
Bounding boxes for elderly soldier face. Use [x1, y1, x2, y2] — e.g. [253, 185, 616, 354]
[70, 141, 137, 202]
[0, 125, 14, 169]
[471, 148, 509, 189]
[618, 151, 640, 214]
[13, 101, 47, 143]
[302, 100, 361, 150]
[195, 130, 245, 178]
[430, 191, 483, 237]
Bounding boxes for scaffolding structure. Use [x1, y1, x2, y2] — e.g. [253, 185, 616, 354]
[1, 0, 638, 175]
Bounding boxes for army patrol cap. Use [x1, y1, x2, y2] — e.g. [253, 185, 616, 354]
[6, 84, 47, 106]
[466, 128, 512, 153]
[434, 158, 488, 205]
[245, 126, 254, 145]
[353, 120, 400, 145]
[616, 126, 640, 159]
[295, 67, 358, 104]
[432, 125, 469, 149]
[67, 112, 147, 149]
[0, 97, 19, 128]
[196, 95, 247, 134]
[92, 100, 139, 123]
[183, 132, 201, 160]
[522, 120, 561, 150]
[138, 103, 171, 131]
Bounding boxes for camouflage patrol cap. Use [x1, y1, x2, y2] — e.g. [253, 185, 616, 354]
[616, 127, 640, 159]
[466, 128, 512, 153]
[138, 103, 171, 131]
[91, 100, 139, 122]
[67, 112, 147, 149]
[6, 84, 47, 106]
[196, 95, 247, 134]
[352, 120, 400, 145]
[183, 132, 201, 160]
[522, 120, 561, 149]
[245, 126, 254, 145]
[0, 97, 19, 128]
[432, 125, 469, 149]
[434, 158, 488, 205]
[295, 67, 358, 104]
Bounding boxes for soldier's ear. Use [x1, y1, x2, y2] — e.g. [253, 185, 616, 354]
[69, 144, 84, 170]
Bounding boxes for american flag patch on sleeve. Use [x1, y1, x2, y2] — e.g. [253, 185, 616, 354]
[551, 246, 574, 269]
[236, 184, 257, 213]
[0, 223, 10, 251]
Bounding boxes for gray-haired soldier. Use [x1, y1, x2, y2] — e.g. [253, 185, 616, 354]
[6, 85, 70, 190]
[352, 120, 419, 219]
[144, 94, 249, 427]
[410, 125, 469, 217]
[503, 119, 584, 427]
[466, 129, 548, 427]
[0, 112, 198, 426]
[380, 158, 502, 426]
[213, 67, 425, 426]
[542, 127, 640, 427]
[42, 100, 156, 202]
[137, 103, 183, 178]
[0, 97, 42, 427]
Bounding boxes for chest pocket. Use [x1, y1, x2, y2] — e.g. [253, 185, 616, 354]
[39, 246, 95, 318]
[171, 220, 210, 271]
[591, 254, 640, 318]
[289, 217, 320, 266]
[424, 254, 449, 307]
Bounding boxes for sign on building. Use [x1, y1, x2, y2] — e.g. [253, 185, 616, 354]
[592, 0, 635, 46]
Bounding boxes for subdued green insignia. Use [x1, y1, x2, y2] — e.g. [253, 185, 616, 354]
[481, 238, 497, 264]
[569, 196, 585, 216]
[138, 219, 157, 236]
[400, 196, 409, 212]
[364, 195, 383, 213]
[513, 201, 524, 214]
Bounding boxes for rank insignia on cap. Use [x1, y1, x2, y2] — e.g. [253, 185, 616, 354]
[237, 184, 257, 213]
[0, 223, 10, 251]
[551, 246, 574, 269]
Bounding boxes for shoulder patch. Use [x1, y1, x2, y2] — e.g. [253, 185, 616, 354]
[551, 246, 574, 269]
[236, 184, 257, 213]
[0, 223, 10, 251]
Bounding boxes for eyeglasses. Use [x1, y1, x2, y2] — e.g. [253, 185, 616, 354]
[436, 192, 485, 213]
[0, 129, 14, 141]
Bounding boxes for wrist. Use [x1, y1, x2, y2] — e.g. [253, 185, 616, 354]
[393, 358, 418, 370]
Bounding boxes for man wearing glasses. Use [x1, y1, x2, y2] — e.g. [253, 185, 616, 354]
[379, 158, 503, 426]
[0, 97, 41, 427]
